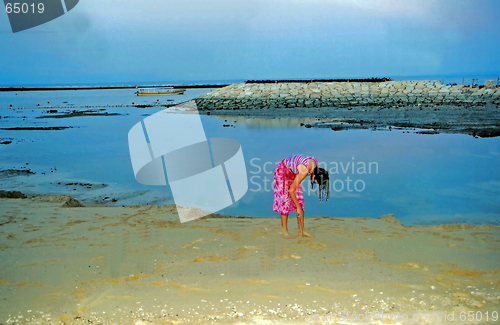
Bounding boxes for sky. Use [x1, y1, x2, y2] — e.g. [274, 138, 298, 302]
[0, 0, 499, 86]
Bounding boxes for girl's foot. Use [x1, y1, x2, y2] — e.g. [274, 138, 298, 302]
[299, 231, 314, 238]
[282, 232, 296, 239]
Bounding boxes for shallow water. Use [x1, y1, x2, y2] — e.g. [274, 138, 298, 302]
[0, 87, 212, 108]
[0, 89, 499, 225]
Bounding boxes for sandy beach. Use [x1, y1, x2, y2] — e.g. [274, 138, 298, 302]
[1, 195, 499, 324]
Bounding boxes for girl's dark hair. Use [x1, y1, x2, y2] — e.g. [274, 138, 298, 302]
[310, 167, 330, 202]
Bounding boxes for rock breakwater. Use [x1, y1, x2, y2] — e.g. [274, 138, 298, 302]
[195, 80, 500, 110]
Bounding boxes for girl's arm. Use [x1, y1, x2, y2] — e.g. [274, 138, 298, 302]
[288, 165, 308, 212]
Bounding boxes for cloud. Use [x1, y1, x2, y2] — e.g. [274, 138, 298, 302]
[345, 0, 433, 17]
[76, 0, 258, 35]
[1, 0, 498, 84]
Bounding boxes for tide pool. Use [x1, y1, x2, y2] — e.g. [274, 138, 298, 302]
[0, 89, 499, 225]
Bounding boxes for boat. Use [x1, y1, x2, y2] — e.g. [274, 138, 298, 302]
[135, 87, 186, 96]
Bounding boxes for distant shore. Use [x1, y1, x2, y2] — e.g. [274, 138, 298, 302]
[0, 84, 230, 92]
[0, 79, 394, 92]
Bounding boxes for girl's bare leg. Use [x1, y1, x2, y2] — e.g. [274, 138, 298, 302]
[281, 214, 295, 239]
[297, 212, 314, 238]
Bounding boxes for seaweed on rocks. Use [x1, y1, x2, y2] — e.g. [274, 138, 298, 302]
[245, 77, 392, 83]
[0, 190, 27, 199]
[0, 169, 35, 177]
[37, 110, 123, 118]
[1, 126, 72, 130]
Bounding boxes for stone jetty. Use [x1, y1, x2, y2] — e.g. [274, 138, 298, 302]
[195, 80, 500, 110]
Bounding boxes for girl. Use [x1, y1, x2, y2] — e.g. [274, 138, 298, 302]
[273, 155, 329, 239]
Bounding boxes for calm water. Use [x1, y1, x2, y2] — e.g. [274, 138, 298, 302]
[0, 89, 499, 225]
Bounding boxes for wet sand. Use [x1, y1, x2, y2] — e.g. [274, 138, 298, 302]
[198, 103, 500, 138]
[0, 197, 499, 324]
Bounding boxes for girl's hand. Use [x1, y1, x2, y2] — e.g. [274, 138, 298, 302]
[296, 206, 304, 218]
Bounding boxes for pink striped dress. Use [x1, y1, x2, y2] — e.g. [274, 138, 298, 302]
[272, 155, 318, 216]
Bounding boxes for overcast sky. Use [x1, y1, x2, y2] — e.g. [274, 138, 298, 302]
[0, 0, 499, 85]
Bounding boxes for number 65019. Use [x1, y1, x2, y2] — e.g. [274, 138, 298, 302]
[6, 3, 45, 14]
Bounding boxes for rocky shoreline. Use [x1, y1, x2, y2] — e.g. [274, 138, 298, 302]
[196, 80, 500, 109]
[194, 80, 500, 137]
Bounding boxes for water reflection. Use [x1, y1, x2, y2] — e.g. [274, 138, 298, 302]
[212, 115, 321, 128]
[0, 89, 499, 225]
